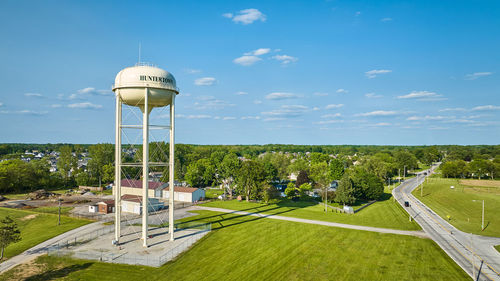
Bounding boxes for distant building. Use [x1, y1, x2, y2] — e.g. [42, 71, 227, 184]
[97, 200, 115, 214]
[163, 186, 205, 203]
[120, 179, 167, 198]
[121, 195, 163, 214]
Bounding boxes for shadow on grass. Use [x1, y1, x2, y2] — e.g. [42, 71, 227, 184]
[24, 262, 92, 281]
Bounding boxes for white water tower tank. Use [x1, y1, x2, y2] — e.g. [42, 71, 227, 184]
[113, 63, 178, 112]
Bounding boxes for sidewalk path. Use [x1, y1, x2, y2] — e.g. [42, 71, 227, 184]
[190, 206, 429, 238]
[0, 221, 104, 274]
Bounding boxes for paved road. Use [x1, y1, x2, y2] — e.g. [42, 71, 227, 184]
[393, 165, 500, 281]
[190, 206, 429, 238]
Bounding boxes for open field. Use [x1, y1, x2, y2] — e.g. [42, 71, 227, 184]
[459, 179, 500, 188]
[0, 207, 90, 261]
[413, 178, 500, 237]
[201, 189, 420, 231]
[204, 188, 224, 200]
[0, 210, 467, 280]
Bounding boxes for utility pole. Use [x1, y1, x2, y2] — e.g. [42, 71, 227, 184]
[58, 197, 62, 226]
[403, 166, 406, 181]
[482, 200, 484, 231]
[398, 169, 401, 184]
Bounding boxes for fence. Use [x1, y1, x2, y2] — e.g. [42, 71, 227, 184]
[47, 223, 211, 267]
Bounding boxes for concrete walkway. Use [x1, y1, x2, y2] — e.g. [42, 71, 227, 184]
[0, 221, 105, 274]
[190, 206, 429, 238]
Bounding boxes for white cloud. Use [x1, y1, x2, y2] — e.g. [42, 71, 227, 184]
[381, 17, 392, 22]
[356, 110, 397, 117]
[67, 102, 102, 109]
[336, 89, 348, 94]
[397, 91, 443, 100]
[472, 105, 500, 111]
[223, 116, 236, 120]
[0, 103, 3, 107]
[407, 115, 447, 121]
[263, 117, 286, 122]
[365, 93, 383, 98]
[51, 104, 62, 108]
[68, 87, 113, 100]
[193, 96, 234, 110]
[313, 92, 328, 96]
[233, 55, 262, 66]
[325, 104, 344, 109]
[365, 69, 392, 79]
[241, 116, 261, 120]
[1, 110, 48, 115]
[245, 48, 271, 56]
[24, 93, 43, 97]
[313, 107, 320, 111]
[321, 113, 341, 118]
[262, 105, 308, 118]
[176, 114, 212, 119]
[439, 107, 466, 112]
[314, 120, 344, 125]
[235, 91, 248, 95]
[272, 55, 298, 65]
[194, 77, 216, 86]
[265, 92, 301, 100]
[254, 100, 263, 104]
[374, 122, 391, 126]
[465, 72, 492, 80]
[184, 68, 201, 74]
[225, 9, 266, 25]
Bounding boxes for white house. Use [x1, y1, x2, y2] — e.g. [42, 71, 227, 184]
[162, 186, 205, 203]
[121, 195, 164, 215]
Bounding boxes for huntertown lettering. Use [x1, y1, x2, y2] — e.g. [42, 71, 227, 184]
[139, 75, 173, 84]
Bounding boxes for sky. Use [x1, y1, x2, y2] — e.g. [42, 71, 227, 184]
[0, 0, 499, 145]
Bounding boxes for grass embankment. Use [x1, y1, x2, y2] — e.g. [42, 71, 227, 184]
[202, 189, 419, 231]
[495, 245, 500, 253]
[413, 178, 500, 237]
[1, 210, 468, 280]
[0, 207, 90, 261]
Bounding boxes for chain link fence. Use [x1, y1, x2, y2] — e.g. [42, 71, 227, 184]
[47, 222, 211, 267]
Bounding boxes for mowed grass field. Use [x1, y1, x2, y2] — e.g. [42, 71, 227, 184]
[202, 190, 420, 231]
[1, 210, 468, 281]
[0, 207, 90, 260]
[413, 178, 500, 237]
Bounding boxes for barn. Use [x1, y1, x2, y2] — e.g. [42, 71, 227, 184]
[120, 179, 167, 198]
[162, 186, 205, 203]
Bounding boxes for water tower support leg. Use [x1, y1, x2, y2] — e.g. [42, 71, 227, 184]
[114, 97, 122, 243]
[142, 88, 149, 248]
[169, 95, 175, 241]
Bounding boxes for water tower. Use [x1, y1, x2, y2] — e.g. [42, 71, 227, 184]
[112, 63, 179, 247]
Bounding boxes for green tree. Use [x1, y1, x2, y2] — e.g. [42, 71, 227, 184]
[284, 182, 297, 198]
[394, 150, 418, 173]
[57, 146, 77, 187]
[329, 158, 344, 180]
[185, 159, 215, 187]
[295, 170, 309, 188]
[309, 162, 332, 212]
[235, 160, 265, 201]
[220, 153, 241, 197]
[262, 184, 280, 203]
[0, 216, 21, 259]
[87, 143, 114, 187]
[335, 174, 355, 205]
[298, 183, 312, 199]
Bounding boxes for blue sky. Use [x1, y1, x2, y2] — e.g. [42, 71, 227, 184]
[0, 0, 499, 145]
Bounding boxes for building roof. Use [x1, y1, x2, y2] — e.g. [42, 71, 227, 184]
[163, 186, 200, 193]
[97, 200, 115, 206]
[121, 194, 143, 203]
[121, 179, 167, 190]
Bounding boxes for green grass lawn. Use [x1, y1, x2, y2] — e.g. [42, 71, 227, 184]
[0, 210, 467, 281]
[204, 188, 224, 199]
[413, 178, 500, 237]
[201, 189, 420, 231]
[31, 206, 74, 216]
[0, 207, 90, 260]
